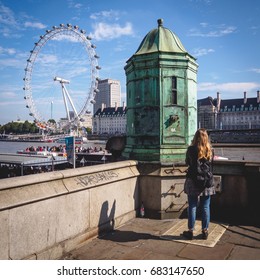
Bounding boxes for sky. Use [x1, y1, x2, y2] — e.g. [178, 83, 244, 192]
[0, 0, 260, 125]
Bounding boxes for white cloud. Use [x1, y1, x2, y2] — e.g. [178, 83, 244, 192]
[0, 46, 16, 55]
[0, 100, 25, 106]
[0, 3, 47, 38]
[1, 91, 17, 98]
[200, 22, 208, 28]
[192, 48, 214, 57]
[67, 0, 83, 9]
[188, 24, 236, 37]
[0, 3, 17, 26]
[24, 21, 47, 29]
[250, 25, 260, 35]
[90, 10, 121, 21]
[90, 22, 134, 41]
[0, 3, 20, 37]
[0, 57, 24, 68]
[250, 68, 260, 74]
[74, 3, 82, 9]
[36, 54, 58, 64]
[198, 82, 260, 93]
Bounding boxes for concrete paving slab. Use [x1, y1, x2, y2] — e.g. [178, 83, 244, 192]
[98, 229, 158, 249]
[220, 225, 260, 248]
[61, 218, 260, 260]
[104, 244, 181, 260]
[228, 245, 260, 260]
[177, 242, 234, 260]
[64, 238, 116, 260]
[139, 238, 186, 258]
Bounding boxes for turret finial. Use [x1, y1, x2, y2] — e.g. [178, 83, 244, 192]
[157, 18, 163, 27]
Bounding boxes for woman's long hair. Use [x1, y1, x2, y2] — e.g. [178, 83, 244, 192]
[191, 128, 212, 160]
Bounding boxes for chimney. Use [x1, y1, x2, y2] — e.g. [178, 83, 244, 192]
[123, 101, 126, 111]
[257, 90, 260, 103]
[244, 91, 247, 104]
[101, 103, 105, 112]
[115, 102, 118, 111]
[217, 92, 221, 112]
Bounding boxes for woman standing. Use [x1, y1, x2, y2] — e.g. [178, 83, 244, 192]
[183, 128, 215, 240]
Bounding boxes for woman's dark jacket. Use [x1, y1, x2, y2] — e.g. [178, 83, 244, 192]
[184, 145, 215, 196]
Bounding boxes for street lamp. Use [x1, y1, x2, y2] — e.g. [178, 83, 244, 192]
[51, 101, 53, 119]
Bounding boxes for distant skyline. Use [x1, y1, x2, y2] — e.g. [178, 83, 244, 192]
[0, 0, 260, 124]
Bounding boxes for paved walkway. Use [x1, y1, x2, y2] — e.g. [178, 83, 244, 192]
[62, 217, 260, 260]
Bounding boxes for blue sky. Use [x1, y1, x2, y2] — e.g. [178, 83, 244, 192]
[0, 0, 260, 125]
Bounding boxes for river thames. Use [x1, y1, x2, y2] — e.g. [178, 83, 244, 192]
[0, 141, 260, 162]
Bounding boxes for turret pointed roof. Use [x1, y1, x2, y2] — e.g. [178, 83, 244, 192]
[135, 19, 187, 55]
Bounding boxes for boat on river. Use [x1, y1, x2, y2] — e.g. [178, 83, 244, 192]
[16, 150, 67, 157]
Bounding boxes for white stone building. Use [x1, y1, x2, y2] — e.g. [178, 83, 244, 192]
[198, 91, 260, 130]
[93, 102, 126, 135]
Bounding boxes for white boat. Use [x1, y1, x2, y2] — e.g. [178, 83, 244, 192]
[17, 150, 67, 158]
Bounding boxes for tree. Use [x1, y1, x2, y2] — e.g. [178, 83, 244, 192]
[86, 127, 92, 134]
[48, 119, 56, 124]
[0, 121, 39, 134]
[23, 120, 31, 133]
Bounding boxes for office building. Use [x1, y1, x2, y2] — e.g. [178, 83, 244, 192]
[94, 79, 121, 114]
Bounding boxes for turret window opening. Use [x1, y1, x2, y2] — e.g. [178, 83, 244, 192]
[172, 76, 177, 105]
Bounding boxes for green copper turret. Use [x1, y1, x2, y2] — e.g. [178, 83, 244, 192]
[123, 19, 198, 163]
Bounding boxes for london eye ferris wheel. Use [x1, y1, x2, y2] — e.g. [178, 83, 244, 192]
[23, 23, 101, 131]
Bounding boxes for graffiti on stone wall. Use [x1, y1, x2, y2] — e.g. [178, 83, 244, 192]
[76, 170, 119, 187]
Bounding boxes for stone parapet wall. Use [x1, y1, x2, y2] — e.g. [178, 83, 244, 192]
[0, 161, 139, 260]
[0, 159, 259, 260]
[211, 160, 260, 221]
[137, 160, 260, 221]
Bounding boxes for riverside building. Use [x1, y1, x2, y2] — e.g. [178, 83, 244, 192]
[198, 91, 260, 130]
[92, 102, 126, 135]
[94, 79, 121, 114]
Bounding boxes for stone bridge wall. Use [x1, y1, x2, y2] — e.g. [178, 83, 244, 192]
[0, 161, 139, 260]
[0, 159, 259, 260]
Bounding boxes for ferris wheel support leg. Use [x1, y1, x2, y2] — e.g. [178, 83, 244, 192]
[63, 84, 80, 120]
[62, 84, 71, 122]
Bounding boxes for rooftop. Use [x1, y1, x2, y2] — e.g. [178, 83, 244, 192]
[135, 19, 187, 55]
[94, 106, 126, 117]
[198, 96, 260, 111]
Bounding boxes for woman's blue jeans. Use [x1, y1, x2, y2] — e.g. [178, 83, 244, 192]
[187, 195, 211, 231]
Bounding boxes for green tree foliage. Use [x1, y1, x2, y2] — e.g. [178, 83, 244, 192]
[86, 127, 92, 134]
[0, 121, 39, 134]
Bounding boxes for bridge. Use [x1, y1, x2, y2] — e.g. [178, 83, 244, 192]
[0, 156, 259, 260]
